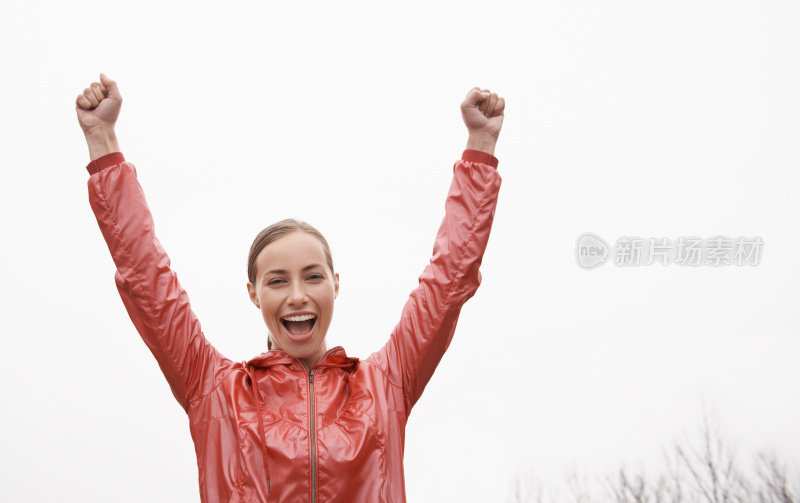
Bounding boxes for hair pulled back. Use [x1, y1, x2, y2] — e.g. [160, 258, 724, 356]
[247, 218, 335, 285]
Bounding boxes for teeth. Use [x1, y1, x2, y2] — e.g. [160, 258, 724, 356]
[282, 314, 317, 322]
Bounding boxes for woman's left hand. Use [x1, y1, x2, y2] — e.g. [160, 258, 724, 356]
[461, 87, 505, 139]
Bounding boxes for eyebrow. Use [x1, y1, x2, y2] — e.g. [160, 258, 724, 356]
[265, 264, 323, 275]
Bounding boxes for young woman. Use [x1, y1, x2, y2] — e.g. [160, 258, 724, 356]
[76, 73, 504, 502]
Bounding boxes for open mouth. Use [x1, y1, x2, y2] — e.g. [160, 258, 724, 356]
[280, 314, 317, 336]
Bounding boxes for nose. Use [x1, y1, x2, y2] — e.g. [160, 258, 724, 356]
[287, 280, 308, 306]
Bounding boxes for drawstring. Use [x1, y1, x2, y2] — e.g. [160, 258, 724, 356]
[246, 364, 272, 494]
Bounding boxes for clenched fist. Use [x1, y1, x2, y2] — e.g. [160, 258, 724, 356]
[75, 73, 122, 136]
[461, 87, 505, 156]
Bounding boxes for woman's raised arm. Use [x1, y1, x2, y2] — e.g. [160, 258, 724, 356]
[368, 88, 505, 416]
[77, 74, 231, 413]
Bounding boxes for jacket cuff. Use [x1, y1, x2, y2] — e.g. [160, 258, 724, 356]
[86, 152, 126, 175]
[462, 149, 498, 169]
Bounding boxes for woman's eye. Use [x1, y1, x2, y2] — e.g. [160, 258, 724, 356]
[308, 274, 323, 280]
[267, 278, 286, 286]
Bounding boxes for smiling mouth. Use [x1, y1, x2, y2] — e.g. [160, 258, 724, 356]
[281, 315, 317, 336]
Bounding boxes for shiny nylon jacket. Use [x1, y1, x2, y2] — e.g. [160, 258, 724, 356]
[86, 149, 501, 502]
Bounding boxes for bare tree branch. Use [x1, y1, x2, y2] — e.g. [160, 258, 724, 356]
[511, 411, 797, 503]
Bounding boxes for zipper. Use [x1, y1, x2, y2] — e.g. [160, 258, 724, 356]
[301, 347, 343, 503]
[302, 362, 318, 503]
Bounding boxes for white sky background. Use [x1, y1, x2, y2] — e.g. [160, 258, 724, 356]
[1, 0, 799, 501]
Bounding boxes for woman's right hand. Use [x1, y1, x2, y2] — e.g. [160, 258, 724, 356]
[75, 73, 122, 136]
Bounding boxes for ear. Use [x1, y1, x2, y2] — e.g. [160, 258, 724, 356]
[334, 272, 340, 299]
[246, 281, 261, 309]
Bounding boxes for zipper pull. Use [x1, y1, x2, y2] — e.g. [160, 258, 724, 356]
[309, 369, 315, 384]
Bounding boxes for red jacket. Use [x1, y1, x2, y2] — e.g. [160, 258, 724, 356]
[86, 150, 501, 502]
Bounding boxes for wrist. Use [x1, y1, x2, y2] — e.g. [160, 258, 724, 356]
[85, 129, 120, 161]
[466, 133, 498, 156]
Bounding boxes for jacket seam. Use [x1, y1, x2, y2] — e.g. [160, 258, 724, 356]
[317, 398, 378, 435]
[360, 359, 403, 391]
[189, 415, 239, 425]
[405, 161, 491, 411]
[192, 409, 308, 431]
[94, 173, 191, 409]
[255, 405, 310, 432]
[187, 366, 238, 411]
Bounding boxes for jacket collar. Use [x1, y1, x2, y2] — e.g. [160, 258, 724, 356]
[244, 346, 359, 372]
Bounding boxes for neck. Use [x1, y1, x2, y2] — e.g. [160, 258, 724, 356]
[270, 339, 328, 371]
[300, 343, 328, 371]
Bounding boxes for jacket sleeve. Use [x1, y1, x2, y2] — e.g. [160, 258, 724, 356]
[86, 152, 230, 413]
[368, 149, 502, 416]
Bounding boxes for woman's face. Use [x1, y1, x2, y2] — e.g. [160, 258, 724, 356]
[247, 231, 339, 368]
